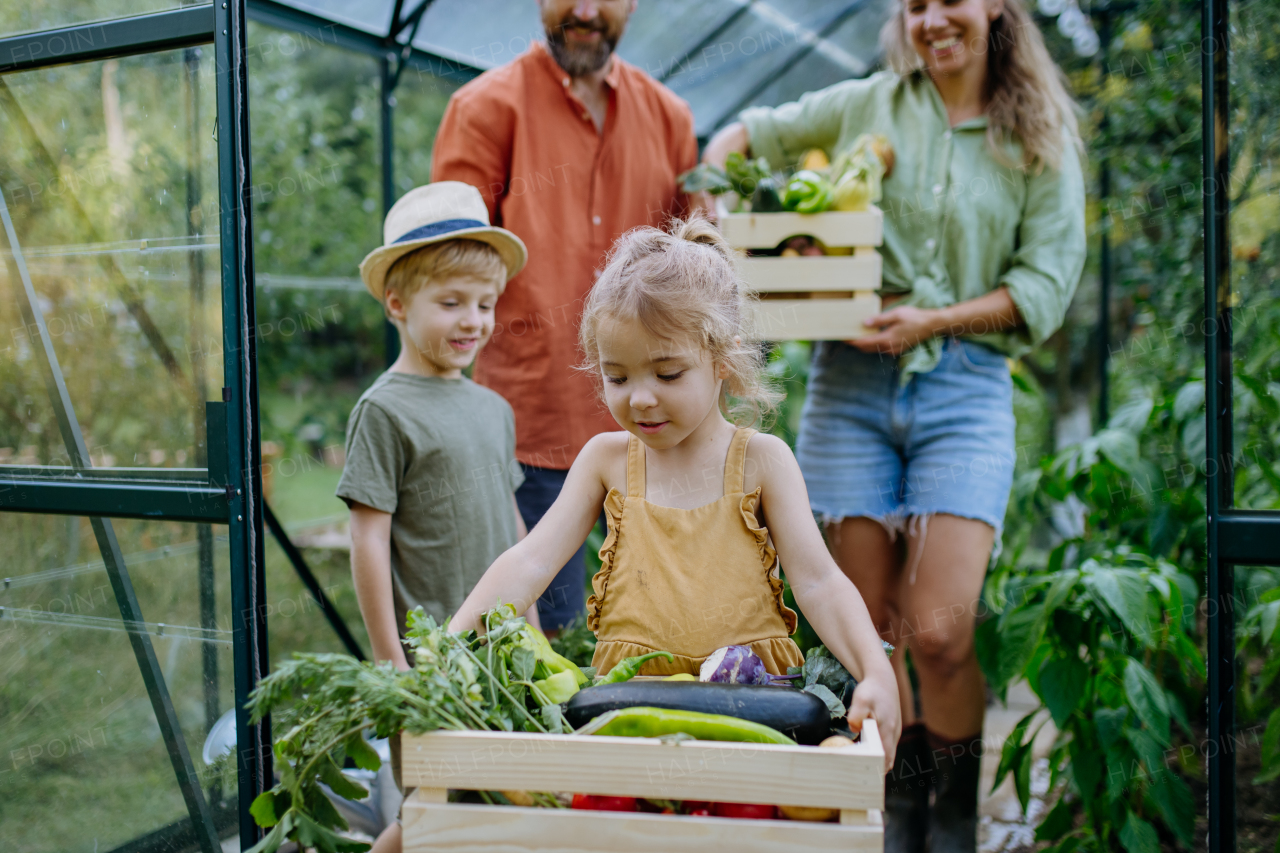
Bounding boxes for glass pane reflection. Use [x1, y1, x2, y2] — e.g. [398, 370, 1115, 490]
[0, 47, 222, 478]
[0, 512, 237, 852]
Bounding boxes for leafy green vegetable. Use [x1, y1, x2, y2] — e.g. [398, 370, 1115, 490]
[243, 604, 588, 853]
[781, 170, 834, 214]
[676, 152, 778, 211]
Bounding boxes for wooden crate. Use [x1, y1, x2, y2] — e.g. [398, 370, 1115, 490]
[719, 204, 883, 341]
[401, 720, 885, 853]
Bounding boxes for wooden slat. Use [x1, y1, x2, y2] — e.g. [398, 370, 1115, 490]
[402, 801, 883, 853]
[749, 294, 882, 341]
[737, 254, 881, 293]
[399, 731, 884, 810]
[719, 206, 883, 249]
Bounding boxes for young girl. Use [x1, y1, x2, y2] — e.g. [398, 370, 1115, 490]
[452, 217, 900, 763]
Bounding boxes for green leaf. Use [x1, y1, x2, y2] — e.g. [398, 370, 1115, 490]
[1035, 796, 1076, 842]
[1039, 655, 1088, 727]
[244, 814, 293, 853]
[1095, 707, 1128, 748]
[1044, 570, 1081, 613]
[997, 603, 1048, 688]
[992, 709, 1038, 797]
[1119, 810, 1160, 853]
[304, 782, 350, 833]
[510, 645, 536, 681]
[1069, 728, 1104, 798]
[1172, 381, 1204, 421]
[1124, 725, 1165, 781]
[319, 755, 369, 802]
[293, 812, 369, 853]
[250, 790, 280, 828]
[804, 683, 847, 718]
[540, 702, 569, 733]
[1147, 769, 1196, 847]
[1256, 706, 1280, 784]
[1124, 658, 1171, 746]
[1109, 395, 1155, 433]
[1085, 568, 1155, 647]
[1013, 737, 1034, 813]
[1262, 600, 1280, 645]
[975, 618, 1005, 696]
[344, 734, 380, 772]
[1181, 417, 1206, 464]
[1096, 428, 1142, 476]
[1048, 835, 1081, 853]
[1238, 373, 1280, 419]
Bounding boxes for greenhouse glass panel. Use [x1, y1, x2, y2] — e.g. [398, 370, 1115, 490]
[263, 525, 367, 664]
[0, 512, 239, 852]
[1228, 0, 1280, 511]
[391, 66, 463, 195]
[658, 0, 893, 138]
[0, 47, 222, 477]
[0, 1, 195, 42]
[247, 21, 382, 532]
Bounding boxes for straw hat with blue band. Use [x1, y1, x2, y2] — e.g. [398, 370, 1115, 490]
[359, 181, 528, 301]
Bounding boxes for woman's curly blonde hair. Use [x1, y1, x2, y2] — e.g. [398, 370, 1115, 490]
[578, 216, 781, 427]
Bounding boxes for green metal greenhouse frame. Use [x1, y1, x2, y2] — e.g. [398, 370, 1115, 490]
[0, 1, 1276, 851]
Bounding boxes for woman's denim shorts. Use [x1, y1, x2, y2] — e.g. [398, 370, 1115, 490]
[795, 338, 1016, 543]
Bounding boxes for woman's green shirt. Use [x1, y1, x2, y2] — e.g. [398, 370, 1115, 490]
[740, 69, 1086, 377]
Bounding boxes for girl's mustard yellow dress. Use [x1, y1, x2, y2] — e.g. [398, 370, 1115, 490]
[587, 427, 805, 678]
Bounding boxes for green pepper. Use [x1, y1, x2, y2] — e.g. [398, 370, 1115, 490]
[782, 170, 834, 214]
[583, 707, 796, 745]
[597, 651, 674, 684]
[516, 623, 588, 686]
[532, 670, 582, 704]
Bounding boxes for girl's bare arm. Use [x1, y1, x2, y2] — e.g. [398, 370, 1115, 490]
[750, 433, 901, 768]
[450, 436, 612, 632]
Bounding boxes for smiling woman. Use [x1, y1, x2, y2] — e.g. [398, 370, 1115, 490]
[701, 1, 1086, 851]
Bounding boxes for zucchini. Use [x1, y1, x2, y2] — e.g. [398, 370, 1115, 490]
[565, 681, 831, 745]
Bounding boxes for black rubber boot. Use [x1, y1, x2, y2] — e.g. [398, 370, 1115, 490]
[927, 731, 982, 853]
[884, 724, 932, 853]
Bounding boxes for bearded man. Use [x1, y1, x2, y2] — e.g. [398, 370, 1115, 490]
[431, 0, 705, 633]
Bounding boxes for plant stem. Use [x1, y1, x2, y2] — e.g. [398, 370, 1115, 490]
[459, 646, 548, 732]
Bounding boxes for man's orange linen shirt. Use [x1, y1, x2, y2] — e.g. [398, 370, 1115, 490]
[432, 41, 698, 469]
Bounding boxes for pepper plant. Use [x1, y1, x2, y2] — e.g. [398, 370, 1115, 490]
[980, 386, 1207, 853]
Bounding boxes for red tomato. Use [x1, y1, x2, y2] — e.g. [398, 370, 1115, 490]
[711, 801, 779, 820]
[683, 800, 712, 816]
[571, 794, 638, 812]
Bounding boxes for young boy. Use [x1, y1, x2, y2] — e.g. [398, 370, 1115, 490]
[338, 181, 531, 851]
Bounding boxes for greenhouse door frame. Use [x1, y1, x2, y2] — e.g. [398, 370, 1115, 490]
[0, 4, 269, 850]
[1203, 1, 1280, 853]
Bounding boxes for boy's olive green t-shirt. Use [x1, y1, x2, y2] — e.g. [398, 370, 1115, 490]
[336, 372, 524, 633]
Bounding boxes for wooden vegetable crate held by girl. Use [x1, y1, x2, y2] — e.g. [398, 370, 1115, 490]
[399, 719, 885, 853]
[720, 203, 883, 342]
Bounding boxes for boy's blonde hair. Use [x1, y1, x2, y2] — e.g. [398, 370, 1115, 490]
[579, 216, 781, 426]
[382, 238, 507, 316]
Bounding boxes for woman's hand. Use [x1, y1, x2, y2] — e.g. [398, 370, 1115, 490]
[846, 665, 902, 772]
[847, 305, 941, 356]
[849, 288, 1025, 355]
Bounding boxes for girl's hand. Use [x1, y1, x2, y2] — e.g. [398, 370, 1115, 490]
[846, 667, 901, 772]
[847, 306, 941, 356]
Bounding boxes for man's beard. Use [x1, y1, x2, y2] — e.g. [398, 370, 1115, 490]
[545, 16, 621, 77]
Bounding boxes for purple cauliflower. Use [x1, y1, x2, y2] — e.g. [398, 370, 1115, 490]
[698, 645, 800, 686]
